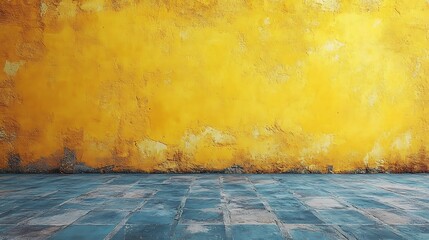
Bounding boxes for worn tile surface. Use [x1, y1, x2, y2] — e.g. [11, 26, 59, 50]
[0, 174, 428, 239]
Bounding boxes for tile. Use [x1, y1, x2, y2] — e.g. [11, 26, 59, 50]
[127, 210, 176, 224]
[174, 224, 226, 240]
[224, 190, 258, 199]
[0, 210, 40, 224]
[293, 189, 331, 198]
[342, 197, 394, 209]
[143, 199, 182, 210]
[340, 225, 406, 240]
[184, 198, 221, 210]
[154, 190, 188, 199]
[395, 225, 429, 240]
[227, 198, 266, 210]
[112, 224, 172, 240]
[406, 209, 429, 221]
[121, 189, 154, 198]
[366, 209, 428, 225]
[267, 198, 308, 211]
[19, 199, 66, 210]
[74, 210, 129, 225]
[1, 225, 61, 240]
[0, 174, 428, 240]
[188, 191, 221, 199]
[180, 209, 223, 224]
[275, 210, 323, 224]
[317, 210, 376, 225]
[103, 198, 144, 210]
[27, 209, 89, 226]
[302, 197, 347, 209]
[377, 198, 426, 210]
[230, 209, 276, 224]
[285, 225, 345, 240]
[231, 224, 283, 240]
[49, 225, 115, 240]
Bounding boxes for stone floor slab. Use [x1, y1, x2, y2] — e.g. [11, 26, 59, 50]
[0, 174, 428, 239]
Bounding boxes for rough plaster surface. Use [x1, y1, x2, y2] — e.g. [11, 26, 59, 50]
[0, 0, 428, 173]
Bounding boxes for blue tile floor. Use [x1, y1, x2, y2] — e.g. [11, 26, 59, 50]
[0, 174, 428, 239]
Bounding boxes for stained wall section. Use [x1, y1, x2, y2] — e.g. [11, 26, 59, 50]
[0, 0, 428, 173]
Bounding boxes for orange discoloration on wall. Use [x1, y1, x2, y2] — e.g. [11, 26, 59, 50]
[1, 0, 428, 173]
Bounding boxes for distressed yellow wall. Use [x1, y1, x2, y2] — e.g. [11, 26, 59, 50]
[1, 0, 428, 173]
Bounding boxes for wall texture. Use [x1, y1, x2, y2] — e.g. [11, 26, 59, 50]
[0, 0, 428, 173]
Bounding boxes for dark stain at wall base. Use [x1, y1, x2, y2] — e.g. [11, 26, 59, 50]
[7, 153, 21, 173]
[1, 149, 428, 174]
[224, 164, 244, 174]
[59, 148, 76, 174]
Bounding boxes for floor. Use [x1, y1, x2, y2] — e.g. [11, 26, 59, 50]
[0, 174, 428, 240]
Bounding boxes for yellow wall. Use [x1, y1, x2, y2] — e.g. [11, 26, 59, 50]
[1, 0, 428, 173]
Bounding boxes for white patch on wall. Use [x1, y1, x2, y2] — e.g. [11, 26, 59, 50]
[268, 65, 289, 84]
[80, 0, 104, 12]
[3, 60, 25, 77]
[136, 139, 167, 159]
[360, 0, 382, 11]
[238, 34, 247, 53]
[413, 59, 421, 79]
[182, 127, 236, 151]
[368, 91, 378, 107]
[301, 134, 334, 157]
[0, 129, 6, 140]
[40, 2, 48, 17]
[373, 19, 382, 28]
[306, 0, 340, 12]
[264, 17, 271, 25]
[391, 132, 412, 150]
[364, 142, 384, 168]
[204, 127, 236, 146]
[252, 128, 260, 139]
[180, 31, 189, 41]
[323, 40, 345, 52]
[58, 0, 77, 19]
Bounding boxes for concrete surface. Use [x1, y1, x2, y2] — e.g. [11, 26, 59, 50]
[0, 174, 428, 239]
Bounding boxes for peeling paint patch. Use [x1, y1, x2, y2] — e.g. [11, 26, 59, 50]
[391, 132, 412, 150]
[205, 127, 236, 146]
[3, 60, 25, 77]
[183, 127, 236, 151]
[136, 139, 167, 159]
[306, 0, 340, 12]
[80, 0, 104, 12]
[40, 2, 48, 17]
[0, 129, 6, 140]
[323, 40, 345, 52]
[58, 0, 77, 19]
[301, 134, 334, 156]
[360, 0, 382, 11]
[364, 142, 385, 170]
[368, 91, 378, 107]
[268, 65, 289, 84]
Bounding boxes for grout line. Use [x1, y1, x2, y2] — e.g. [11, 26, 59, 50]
[219, 176, 233, 240]
[104, 177, 156, 240]
[168, 176, 195, 238]
[320, 186, 410, 239]
[245, 176, 291, 240]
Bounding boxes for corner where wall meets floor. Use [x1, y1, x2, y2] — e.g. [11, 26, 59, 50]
[1, 0, 429, 173]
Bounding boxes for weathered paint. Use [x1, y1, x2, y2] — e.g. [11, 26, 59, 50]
[0, 0, 428, 173]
